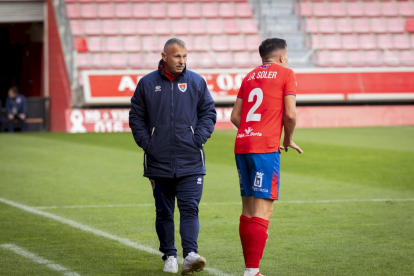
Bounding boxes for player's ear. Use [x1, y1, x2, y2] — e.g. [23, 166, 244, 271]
[161, 52, 167, 62]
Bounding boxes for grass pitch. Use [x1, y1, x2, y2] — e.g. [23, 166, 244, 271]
[0, 127, 413, 276]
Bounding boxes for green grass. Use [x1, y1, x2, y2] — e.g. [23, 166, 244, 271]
[0, 127, 413, 276]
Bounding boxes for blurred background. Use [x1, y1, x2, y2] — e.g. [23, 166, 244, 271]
[0, 0, 413, 133]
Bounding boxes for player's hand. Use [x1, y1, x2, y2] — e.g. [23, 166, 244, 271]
[18, 114, 26, 120]
[281, 140, 303, 154]
[8, 114, 13, 120]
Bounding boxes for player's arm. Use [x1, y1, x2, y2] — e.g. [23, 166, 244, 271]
[230, 98, 242, 129]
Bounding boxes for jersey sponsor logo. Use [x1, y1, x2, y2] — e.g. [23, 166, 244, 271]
[150, 179, 155, 189]
[155, 85, 161, 92]
[178, 83, 187, 92]
[236, 127, 262, 138]
[254, 172, 264, 188]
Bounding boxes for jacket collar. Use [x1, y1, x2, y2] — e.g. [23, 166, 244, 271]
[157, 59, 187, 81]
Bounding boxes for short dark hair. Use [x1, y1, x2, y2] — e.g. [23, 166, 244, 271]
[9, 86, 19, 94]
[259, 38, 287, 58]
[164, 38, 186, 51]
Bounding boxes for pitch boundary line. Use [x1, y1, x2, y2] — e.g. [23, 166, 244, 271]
[0, 243, 81, 276]
[32, 198, 414, 210]
[0, 197, 234, 276]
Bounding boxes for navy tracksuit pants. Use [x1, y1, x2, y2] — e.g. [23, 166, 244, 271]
[151, 174, 203, 260]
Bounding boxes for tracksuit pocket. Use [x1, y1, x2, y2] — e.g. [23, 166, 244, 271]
[191, 125, 204, 168]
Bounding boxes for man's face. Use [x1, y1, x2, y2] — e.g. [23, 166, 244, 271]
[162, 43, 187, 74]
[8, 89, 16, 99]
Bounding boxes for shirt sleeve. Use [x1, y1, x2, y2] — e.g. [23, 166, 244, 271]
[284, 69, 297, 97]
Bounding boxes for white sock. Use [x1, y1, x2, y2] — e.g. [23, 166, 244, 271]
[244, 268, 259, 276]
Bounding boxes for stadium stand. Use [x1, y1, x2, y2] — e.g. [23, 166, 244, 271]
[68, 0, 262, 73]
[298, 0, 414, 67]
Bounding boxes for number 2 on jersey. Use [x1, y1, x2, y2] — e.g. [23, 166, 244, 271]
[246, 88, 263, 122]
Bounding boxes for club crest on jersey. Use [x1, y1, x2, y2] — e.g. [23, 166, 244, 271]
[178, 83, 187, 92]
[254, 172, 264, 188]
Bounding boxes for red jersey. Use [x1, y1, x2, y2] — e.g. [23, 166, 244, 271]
[234, 63, 297, 154]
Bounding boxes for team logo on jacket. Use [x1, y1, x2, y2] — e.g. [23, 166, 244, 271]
[155, 86, 161, 92]
[178, 83, 187, 92]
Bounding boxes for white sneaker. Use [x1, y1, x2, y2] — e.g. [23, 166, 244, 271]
[181, 252, 206, 275]
[163, 256, 178, 273]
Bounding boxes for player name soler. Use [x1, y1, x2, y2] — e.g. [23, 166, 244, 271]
[247, 71, 278, 81]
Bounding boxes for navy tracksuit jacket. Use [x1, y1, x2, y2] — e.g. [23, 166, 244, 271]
[129, 60, 216, 178]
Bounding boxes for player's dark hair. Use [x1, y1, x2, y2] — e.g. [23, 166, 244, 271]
[10, 86, 19, 94]
[164, 38, 186, 52]
[259, 38, 287, 58]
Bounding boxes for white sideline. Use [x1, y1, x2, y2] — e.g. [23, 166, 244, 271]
[32, 198, 414, 210]
[0, 197, 234, 276]
[0, 243, 81, 276]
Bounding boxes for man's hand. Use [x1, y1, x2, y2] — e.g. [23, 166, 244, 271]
[8, 114, 13, 120]
[281, 140, 303, 154]
[18, 114, 26, 120]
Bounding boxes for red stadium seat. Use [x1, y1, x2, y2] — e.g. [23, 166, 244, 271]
[66, 4, 80, 19]
[330, 51, 347, 67]
[305, 18, 318, 33]
[387, 18, 405, 33]
[246, 35, 262, 51]
[310, 34, 322, 49]
[119, 20, 136, 35]
[216, 52, 233, 68]
[250, 51, 262, 66]
[186, 52, 199, 69]
[171, 19, 189, 35]
[193, 36, 210, 51]
[74, 37, 88, 52]
[189, 19, 206, 35]
[157, 36, 170, 51]
[88, 37, 104, 52]
[102, 20, 118, 35]
[240, 19, 259, 34]
[70, 20, 83, 36]
[219, 2, 235, 18]
[198, 52, 215, 68]
[381, 2, 398, 17]
[330, 2, 346, 17]
[132, 3, 149, 18]
[365, 50, 382, 67]
[341, 34, 359, 50]
[211, 35, 228, 51]
[393, 34, 411, 49]
[154, 20, 171, 35]
[383, 51, 400, 66]
[236, 3, 253, 18]
[129, 53, 143, 69]
[347, 2, 364, 17]
[353, 18, 370, 33]
[336, 18, 353, 33]
[124, 37, 141, 52]
[228, 35, 246, 51]
[319, 18, 335, 33]
[398, 2, 414, 17]
[377, 34, 394, 50]
[109, 53, 127, 68]
[92, 53, 109, 68]
[233, 51, 252, 68]
[106, 37, 123, 52]
[150, 3, 166, 18]
[313, 2, 330, 17]
[348, 51, 365, 67]
[84, 20, 101, 35]
[76, 53, 92, 69]
[359, 35, 377, 50]
[184, 3, 201, 19]
[299, 2, 312, 17]
[143, 53, 160, 69]
[324, 35, 341, 50]
[202, 3, 218, 18]
[224, 19, 240, 34]
[167, 3, 184, 18]
[406, 19, 414, 33]
[142, 37, 159, 52]
[115, 3, 132, 18]
[400, 50, 414, 66]
[206, 19, 224, 34]
[137, 20, 153, 35]
[80, 3, 97, 19]
[97, 3, 114, 18]
[371, 18, 387, 33]
[177, 36, 193, 51]
[315, 51, 330, 67]
[364, 2, 381, 17]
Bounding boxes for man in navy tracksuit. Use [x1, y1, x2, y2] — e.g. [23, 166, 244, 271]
[6, 86, 27, 132]
[129, 38, 216, 275]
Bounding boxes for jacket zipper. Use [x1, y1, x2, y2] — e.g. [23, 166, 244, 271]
[191, 125, 204, 167]
[145, 127, 156, 170]
[171, 82, 175, 175]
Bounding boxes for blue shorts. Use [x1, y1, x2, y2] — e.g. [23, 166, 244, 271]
[235, 152, 280, 200]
